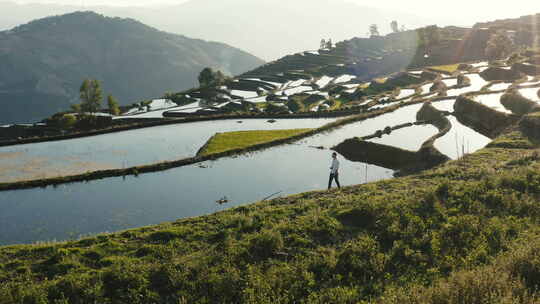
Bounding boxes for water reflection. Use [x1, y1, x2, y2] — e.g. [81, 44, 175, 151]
[0, 118, 336, 182]
[0, 143, 392, 245]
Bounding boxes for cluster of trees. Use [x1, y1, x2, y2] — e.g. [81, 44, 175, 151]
[390, 20, 406, 33]
[198, 67, 228, 87]
[369, 24, 380, 37]
[368, 21, 406, 38]
[70, 79, 120, 118]
[319, 38, 333, 50]
[390, 21, 399, 33]
[49, 79, 120, 130]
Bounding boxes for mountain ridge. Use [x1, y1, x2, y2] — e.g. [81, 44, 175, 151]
[0, 0, 439, 61]
[0, 11, 264, 123]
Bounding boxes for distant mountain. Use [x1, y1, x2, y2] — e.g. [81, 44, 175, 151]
[113, 0, 438, 61]
[0, 0, 440, 61]
[0, 11, 264, 123]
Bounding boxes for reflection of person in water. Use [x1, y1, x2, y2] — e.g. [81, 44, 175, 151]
[328, 152, 341, 190]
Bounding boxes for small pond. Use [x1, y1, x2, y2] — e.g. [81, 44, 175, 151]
[434, 116, 492, 159]
[519, 87, 540, 102]
[367, 124, 438, 151]
[473, 93, 512, 114]
[448, 74, 489, 96]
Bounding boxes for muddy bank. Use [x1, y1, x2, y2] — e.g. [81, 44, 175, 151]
[512, 62, 540, 76]
[520, 114, 540, 141]
[417, 102, 451, 130]
[480, 67, 524, 82]
[500, 90, 540, 115]
[334, 101, 452, 175]
[333, 138, 449, 175]
[454, 95, 520, 138]
[416, 103, 452, 150]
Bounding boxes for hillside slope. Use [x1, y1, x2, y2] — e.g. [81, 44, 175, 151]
[2, 117, 540, 303]
[0, 11, 264, 124]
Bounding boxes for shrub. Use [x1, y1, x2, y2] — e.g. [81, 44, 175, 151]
[47, 273, 101, 304]
[101, 263, 151, 303]
[248, 230, 284, 260]
[305, 286, 360, 304]
[148, 265, 179, 296]
[147, 230, 183, 243]
[336, 205, 379, 229]
[307, 215, 341, 244]
[336, 236, 387, 285]
[58, 114, 77, 129]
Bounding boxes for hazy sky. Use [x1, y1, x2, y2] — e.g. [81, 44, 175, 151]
[9, 0, 540, 25]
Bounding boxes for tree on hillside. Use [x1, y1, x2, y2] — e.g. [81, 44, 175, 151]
[325, 38, 333, 49]
[198, 67, 227, 87]
[107, 95, 120, 116]
[215, 70, 226, 84]
[79, 79, 103, 114]
[485, 31, 514, 60]
[320, 39, 326, 50]
[70, 103, 81, 114]
[198, 68, 215, 87]
[369, 24, 380, 37]
[391, 21, 399, 33]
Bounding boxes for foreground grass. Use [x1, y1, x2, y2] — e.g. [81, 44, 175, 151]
[198, 128, 312, 156]
[2, 126, 540, 303]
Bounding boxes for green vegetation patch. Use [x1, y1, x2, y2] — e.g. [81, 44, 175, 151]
[428, 64, 460, 74]
[198, 128, 312, 156]
[487, 131, 537, 149]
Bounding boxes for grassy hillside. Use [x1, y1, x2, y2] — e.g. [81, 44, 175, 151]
[0, 11, 264, 124]
[2, 119, 540, 302]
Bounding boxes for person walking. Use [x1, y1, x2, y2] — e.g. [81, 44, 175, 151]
[328, 152, 341, 190]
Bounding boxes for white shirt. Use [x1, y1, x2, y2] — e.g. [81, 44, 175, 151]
[330, 158, 340, 174]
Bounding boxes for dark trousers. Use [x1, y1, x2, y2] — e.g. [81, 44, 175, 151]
[328, 173, 341, 189]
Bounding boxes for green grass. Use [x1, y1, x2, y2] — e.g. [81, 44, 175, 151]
[198, 128, 312, 156]
[329, 99, 342, 110]
[428, 64, 460, 73]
